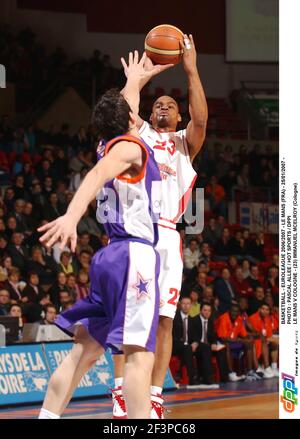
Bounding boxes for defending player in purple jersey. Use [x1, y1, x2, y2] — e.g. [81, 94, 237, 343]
[37, 51, 173, 420]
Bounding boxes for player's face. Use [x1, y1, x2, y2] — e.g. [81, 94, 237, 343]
[150, 96, 181, 130]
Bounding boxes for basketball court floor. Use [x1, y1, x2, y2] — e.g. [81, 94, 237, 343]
[0, 378, 278, 419]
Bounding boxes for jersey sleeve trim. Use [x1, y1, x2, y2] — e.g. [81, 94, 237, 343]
[105, 135, 149, 184]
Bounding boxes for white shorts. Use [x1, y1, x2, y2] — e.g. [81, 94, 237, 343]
[156, 223, 183, 319]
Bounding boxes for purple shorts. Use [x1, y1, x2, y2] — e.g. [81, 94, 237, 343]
[55, 239, 160, 353]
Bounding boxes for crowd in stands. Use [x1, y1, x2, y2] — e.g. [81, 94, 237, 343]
[0, 25, 123, 111]
[0, 111, 280, 385]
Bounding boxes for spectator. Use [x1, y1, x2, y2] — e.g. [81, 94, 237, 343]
[13, 175, 29, 200]
[228, 255, 239, 273]
[188, 290, 201, 318]
[194, 302, 228, 383]
[248, 303, 279, 378]
[76, 232, 94, 256]
[5, 216, 19, 240]
[0, 289, 11, 315]
[172, 297, 199, 385]
[248, 286, 265, 316]
[59, 251, 75, 275]
[237, 164, 250, 189]
[23, 202, 37, 232]
[248, 233, 265, 262]
[3, 267, 23, 302]
[13, 199, 27, 232]
[214, 268, 237, 314]
[231, 267, 253, 297]
[0, 255, 13, 281]
[0, 234, 9, 259]
[183, 239, 201, 270]
[7, 232, 29, 274]
[199, 242, 212, 265]
[214, 228, 232, 261]
[237, 296, 250, 324]
[74, 270, 90, 301]
[21, 272, 46, 304]
[202, 218, 218, 246]
[246, 265, 262, 291]
[215, 304, 259, 382]
[264, 293, 279, 334]
[39, 304, 57, 325]
[8, 303, 24, 337]
[48, 272, 69, 309]
[265, 266, 279, 305]
[69, 167, 89, 192]
[58, 290, 74, 313]
[192, 272, 208, 297]
[27, 245, 57, 287]
[4, 187, 16, 212]
[205, 176, 226, 217]
[74, 250, 92, 274]
[66, 274, 77, 300]
[99, 233, 109, 248]
[44, 192, 64, 221]
[270, 254, 279, 269]
[241, 259, 251, 279]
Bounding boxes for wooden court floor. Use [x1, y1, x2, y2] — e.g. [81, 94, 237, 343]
[0, 380, 279, 420]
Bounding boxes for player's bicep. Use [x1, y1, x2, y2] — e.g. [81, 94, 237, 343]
[186, 120, 206, 161]
[95, 141, 143, 182]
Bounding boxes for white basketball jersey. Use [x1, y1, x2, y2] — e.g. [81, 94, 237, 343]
[139, 121, 197, 227]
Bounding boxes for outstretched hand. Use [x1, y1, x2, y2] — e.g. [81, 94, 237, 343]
[37, 214, 78, 252]
[121, 50, 173, 85]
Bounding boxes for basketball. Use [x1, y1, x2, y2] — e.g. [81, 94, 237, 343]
[145, 24, 184, 65]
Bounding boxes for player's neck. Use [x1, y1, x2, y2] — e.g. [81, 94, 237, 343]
[128, 127, 140, 138]
[152, 125, 177, 133]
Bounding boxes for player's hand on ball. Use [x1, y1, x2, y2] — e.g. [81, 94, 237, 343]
[37, 214, 78, 252]
[180, 34, 197, 74]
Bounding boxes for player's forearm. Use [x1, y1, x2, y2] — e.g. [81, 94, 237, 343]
[66, 145, 137, 223]
[66, 166, 107, 223]
[121, 76, 140, 116]
[187, 69, 208, 127]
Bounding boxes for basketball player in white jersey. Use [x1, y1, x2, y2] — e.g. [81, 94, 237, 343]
[113, 34, 208, 419]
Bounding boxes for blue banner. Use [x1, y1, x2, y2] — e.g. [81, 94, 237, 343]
[0, 344, 50, 405]
[0, 342, 176, 406]
[44, 342, 115, 398]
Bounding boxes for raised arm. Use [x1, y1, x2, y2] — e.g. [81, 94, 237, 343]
[38, 141, 142, 251]
[181, 34, 208, 162]
[121, 52, 174, 129]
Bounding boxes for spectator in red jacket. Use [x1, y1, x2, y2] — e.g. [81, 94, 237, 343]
[231, 267, 253, 297]
[215, 304, 259, 382]
[248, 303, 279, 378]
[205, 176, 226, 217]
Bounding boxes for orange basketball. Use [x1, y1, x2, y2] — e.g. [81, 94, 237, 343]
[145, 24, 184, 65]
